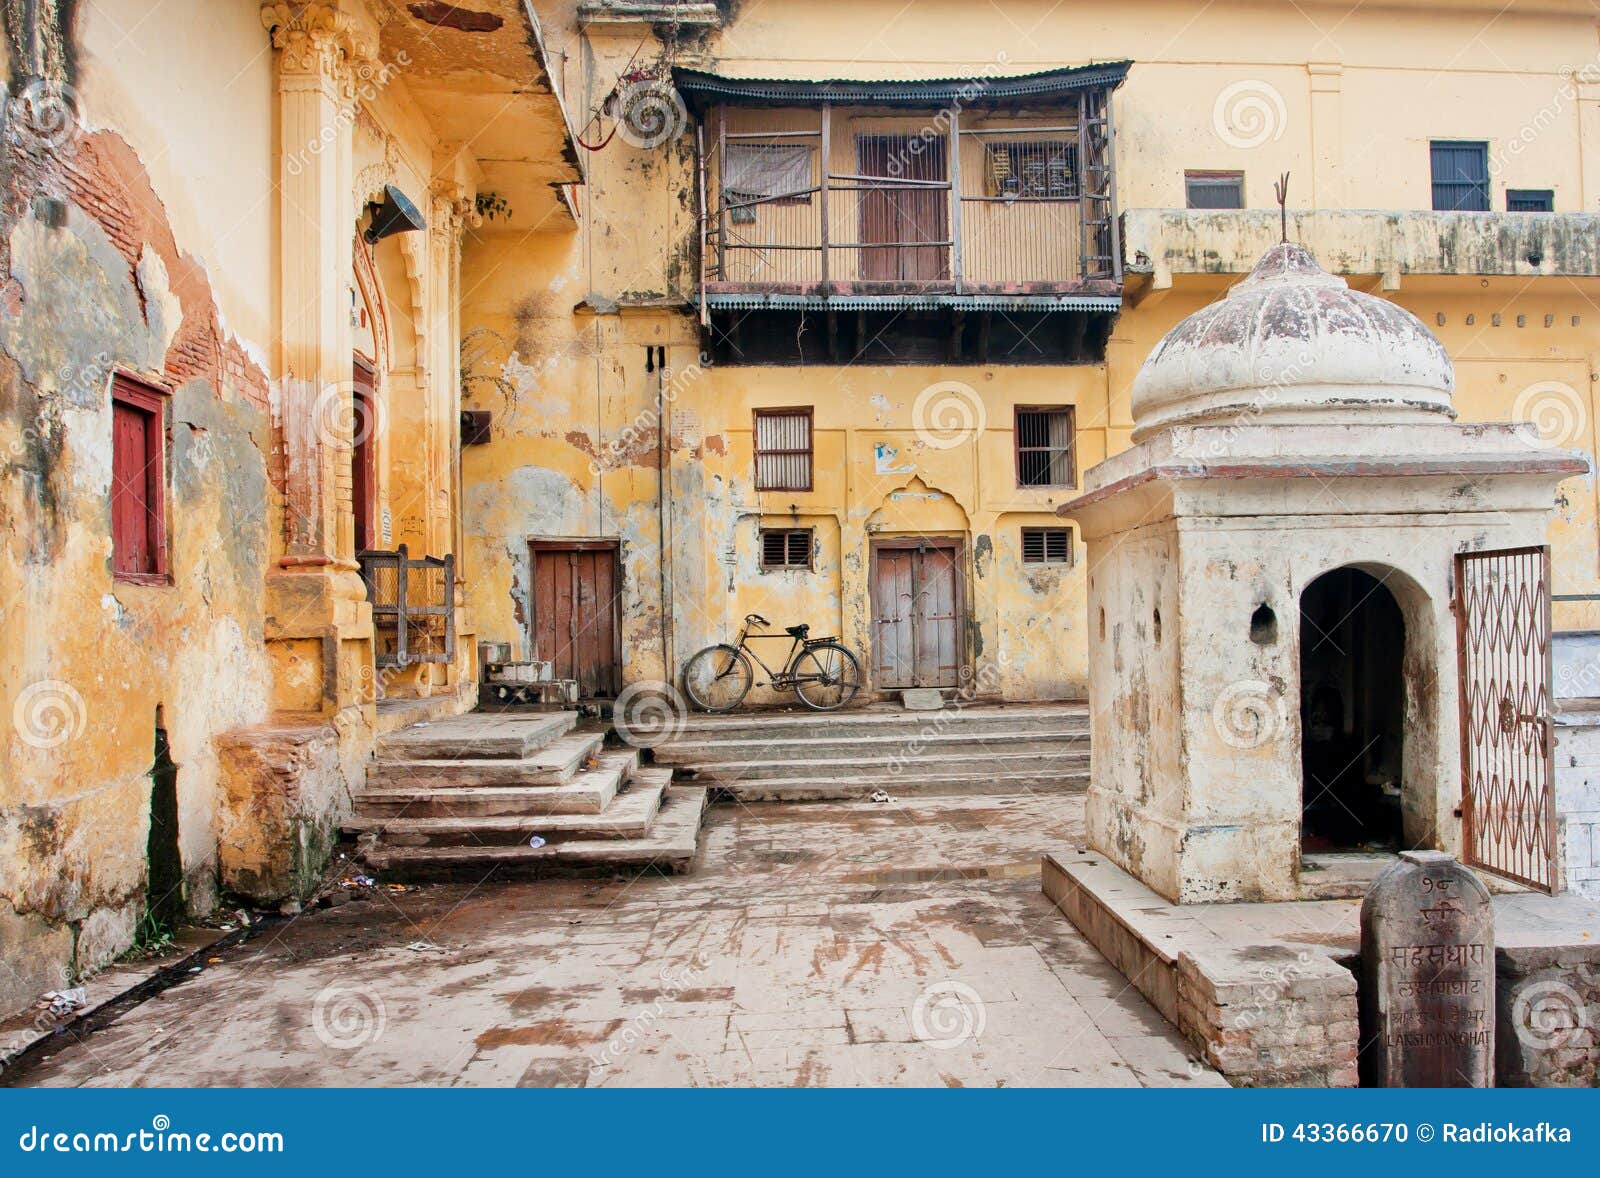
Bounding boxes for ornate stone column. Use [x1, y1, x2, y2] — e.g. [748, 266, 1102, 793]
[259, 2, 375, 719]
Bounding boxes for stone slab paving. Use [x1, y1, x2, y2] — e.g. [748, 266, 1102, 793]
[12, 796, 1224, 1089]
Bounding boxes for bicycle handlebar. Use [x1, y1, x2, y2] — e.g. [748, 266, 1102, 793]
[744, 613, 770, 627]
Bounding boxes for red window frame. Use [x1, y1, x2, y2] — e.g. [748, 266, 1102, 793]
[110, 372, 170, 584]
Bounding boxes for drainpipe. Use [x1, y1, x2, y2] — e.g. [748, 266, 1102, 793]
[656, 346, 674, 683]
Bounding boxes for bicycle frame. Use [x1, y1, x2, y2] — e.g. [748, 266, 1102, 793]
[732, 625, 810, 689]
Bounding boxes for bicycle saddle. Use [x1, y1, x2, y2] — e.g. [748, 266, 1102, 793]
[785, 623, 810, 638]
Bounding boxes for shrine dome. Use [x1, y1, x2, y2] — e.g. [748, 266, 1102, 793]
[1129, 242, 1455, 441]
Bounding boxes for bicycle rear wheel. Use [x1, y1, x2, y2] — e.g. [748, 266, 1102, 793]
[682, 644, 754, 712]
[791, 643, 862, 711]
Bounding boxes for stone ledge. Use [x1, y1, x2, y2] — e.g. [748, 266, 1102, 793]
[1042, 850, 1600, 1087]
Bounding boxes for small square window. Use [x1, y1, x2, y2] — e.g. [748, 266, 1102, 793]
[1507, 188, 1554, 212]
[1015, 406, 1075, 488]
[760, 528, 813, 570]
[754, 408, 813, 491]
[1021, 527, 1073, 566]
[1185, 170, 1244, 210]
[110, 373, 169, 582]
[985, 140, 1079, 199]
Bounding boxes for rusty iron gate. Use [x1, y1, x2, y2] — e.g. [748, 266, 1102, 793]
[1455, 545, 1557, 893]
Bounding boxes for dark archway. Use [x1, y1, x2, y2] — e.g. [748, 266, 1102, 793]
[1299, 568, 1406, 851]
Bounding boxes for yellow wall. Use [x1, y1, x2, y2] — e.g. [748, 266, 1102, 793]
[458, 0, 1600, 705]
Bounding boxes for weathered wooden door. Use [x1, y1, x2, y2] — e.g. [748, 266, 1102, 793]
[857, 135, 948, 282]
[1456, 546, 1557, 893]
[531, 543, 621, 699]
[872, 543, 963, 689]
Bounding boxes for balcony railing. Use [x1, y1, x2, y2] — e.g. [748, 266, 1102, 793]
[697, 93, 1120, 304]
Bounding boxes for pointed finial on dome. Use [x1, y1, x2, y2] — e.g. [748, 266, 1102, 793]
[1274, 172, 1290, 243]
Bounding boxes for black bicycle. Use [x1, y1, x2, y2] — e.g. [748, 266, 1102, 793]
[682, 614, 862, 712]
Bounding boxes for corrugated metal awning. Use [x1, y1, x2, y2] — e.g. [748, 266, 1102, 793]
[673, 61, 1133, 112]
[702, 293, 1122, 313]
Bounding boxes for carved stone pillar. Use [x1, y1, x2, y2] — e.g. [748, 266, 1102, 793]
[260, 2, 375, 719]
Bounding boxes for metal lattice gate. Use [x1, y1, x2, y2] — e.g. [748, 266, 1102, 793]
[1455, 545, 1558, 893]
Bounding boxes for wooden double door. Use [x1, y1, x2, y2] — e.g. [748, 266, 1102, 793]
[530, 542, 621, 700]
[871, 540, 965, 689]
[857, 135, 949, 282]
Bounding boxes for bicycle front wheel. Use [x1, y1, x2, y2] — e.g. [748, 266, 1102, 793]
[791, 643, 862, 711]
[682, 644, 754, 712]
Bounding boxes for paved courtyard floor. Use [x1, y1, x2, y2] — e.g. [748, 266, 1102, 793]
[15, 795, 1225, 1088]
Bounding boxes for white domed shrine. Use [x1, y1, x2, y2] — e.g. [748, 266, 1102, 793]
[1056, 240, 1585, 905]
[1130, 243, 1455, 440]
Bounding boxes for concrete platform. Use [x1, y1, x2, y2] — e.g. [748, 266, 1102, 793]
[1043, 850, 1600, 1088]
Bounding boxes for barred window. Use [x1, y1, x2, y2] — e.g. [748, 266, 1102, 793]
[754, 408, 813, 491]
[985, 140, 1078, 199]
[1021, 527, 1073, 566]
[1015, 406, 1075, 488]
[760, 528, 813, 570]
[1185, 170, 1244, 210]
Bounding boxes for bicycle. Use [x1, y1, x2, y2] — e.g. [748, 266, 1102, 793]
[681, 614, 862, 712]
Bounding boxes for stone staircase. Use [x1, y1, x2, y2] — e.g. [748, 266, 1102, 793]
[348, 711, 707, 879]
[650, 702, 1090, 801]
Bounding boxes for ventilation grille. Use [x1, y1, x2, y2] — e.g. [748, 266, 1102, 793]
[761, 528, 812, 569]
[1021, 527, 1072, 565]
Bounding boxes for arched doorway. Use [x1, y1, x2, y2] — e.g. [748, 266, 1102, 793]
[1299, 567, 1406, 852]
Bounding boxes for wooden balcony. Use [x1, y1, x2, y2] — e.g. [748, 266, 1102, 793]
[679, 64, 1130, 316]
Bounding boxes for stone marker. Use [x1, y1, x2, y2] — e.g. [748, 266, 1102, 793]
[1359, 850, 1494, 1087]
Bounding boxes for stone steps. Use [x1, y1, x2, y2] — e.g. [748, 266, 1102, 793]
[375, 711, 577, 760]
[349, 778, 665, 846]
[354, 709, 707, 878]
[652, 701, 1093, 801]
[675, 746, 1091, 784]
[706, 767, 1091, 802]
[355, 747, 636, 817]
[367, 731, 608, 789]
[651, 727, 1089, 765]
[360, 778, 707, 879]
[664, 704, 1088, 743]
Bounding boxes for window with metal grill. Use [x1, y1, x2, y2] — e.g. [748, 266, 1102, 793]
[1021, 527, 1073, 566]
[1430, 141, 1490, 211]
[760, 528, 813, 570]
[110, 373, 169, 582]
[1506, 188, 1554, 212]
[984, 140, 1078, 199]
[1185, 170, 1244, 210]
[754, 408, 813, 491]
[1015, 406, 1075, 487]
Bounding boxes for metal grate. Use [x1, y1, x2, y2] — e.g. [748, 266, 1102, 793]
[760, 527, 813, 569]
[358, 544, 457, 669]
[1431, 140, 1490, 212]
[1020, 527, 1072, 565]
[1456, 545, 1557, 893]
